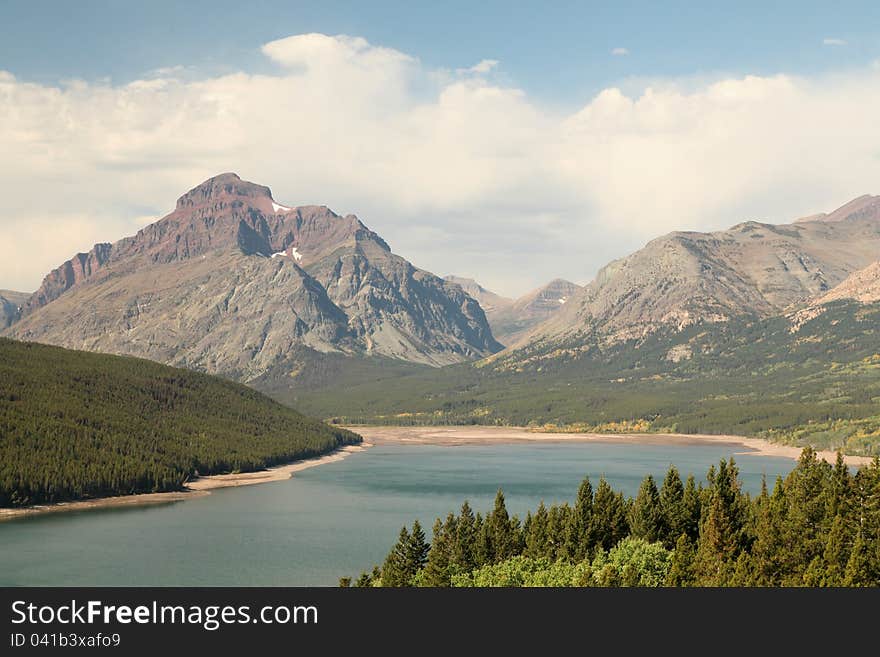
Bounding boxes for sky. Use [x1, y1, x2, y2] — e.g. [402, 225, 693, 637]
[1, 1, 879, 296]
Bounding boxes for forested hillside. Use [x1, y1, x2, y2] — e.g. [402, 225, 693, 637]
[0, 338, 360, 507]
[284, 300, 880, 457]
[346, 449, 880, 587]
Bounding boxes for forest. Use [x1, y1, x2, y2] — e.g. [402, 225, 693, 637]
[0, 338, 360, 506]
[342, 448, 880, 587]
[281, 300, 880, 457]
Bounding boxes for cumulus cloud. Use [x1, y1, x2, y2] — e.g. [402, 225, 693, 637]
[611, 47, 629, 56]
[823, 38, 847, 46]
[1, 33, 880, 296]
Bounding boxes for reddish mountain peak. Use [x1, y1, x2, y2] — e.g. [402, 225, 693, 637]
[176, 172, 272, 210]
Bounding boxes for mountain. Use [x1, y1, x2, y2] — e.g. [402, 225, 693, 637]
[0, 290, 28, 329]
[443, 276, 582, 346]
[0, 337, 359, 506]
[811, 260, 880, 306]
[443, 276, 512, 314]
[506, 195, 880, 363]
[7, 173, 501, 381]
[490, 279, 582, 346]
[795, 194, 880, 224]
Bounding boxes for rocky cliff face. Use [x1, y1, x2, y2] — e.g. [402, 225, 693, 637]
[0, 290, 28, 329]
[500, 195, 880, 364]
[8, 173, 501, 379]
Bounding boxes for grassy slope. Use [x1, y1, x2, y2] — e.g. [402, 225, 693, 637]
[274, 301, 880, 457]
[0, 338, 360, 506]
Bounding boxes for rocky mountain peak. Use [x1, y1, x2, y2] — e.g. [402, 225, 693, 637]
[175, 172, 272, 209]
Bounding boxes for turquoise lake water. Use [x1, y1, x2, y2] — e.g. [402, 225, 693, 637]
[0, 442, 796, 586]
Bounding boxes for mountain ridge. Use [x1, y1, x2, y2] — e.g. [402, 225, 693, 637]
[7, 173, 502, 380]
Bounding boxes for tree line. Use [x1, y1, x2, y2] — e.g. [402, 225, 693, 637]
[0, 338, 359, 506]
[342, 448, 880, 587]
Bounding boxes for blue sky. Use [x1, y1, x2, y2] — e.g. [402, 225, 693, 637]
[1, 2, 879, 295]
[3, 0, 877, 104]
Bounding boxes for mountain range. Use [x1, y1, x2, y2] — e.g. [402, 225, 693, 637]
[493, 194, 880, 368]
[3, 177, 880, 456]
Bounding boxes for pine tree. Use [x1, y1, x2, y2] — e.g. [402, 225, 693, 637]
[405, 520, 430, 583]
[381, 526, 412, 587]
[454, 501, 477, 572]
[629, 475, 664, 543]
[694, 490, 739, 586]
[591, 478, 629, 551]
[487, 489, 516, 562]
[546, 504, 569, 560]
[421, 515, 456, 587]
[666, 534, 695, 586]
[821, 514, 850, 586]
[568, 476, 594, 560]
[525, 502, 549, 558]
[681, 474, 702, 542]
[751, 477, 788, 586]
[843, 533, 874, 587]
[660, 466, 686, 548]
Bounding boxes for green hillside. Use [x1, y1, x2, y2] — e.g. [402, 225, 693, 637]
[275, 300, 880, 457]
[0, 338, 360, 507]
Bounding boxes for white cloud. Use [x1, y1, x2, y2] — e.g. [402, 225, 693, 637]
[1, 34, 880, 297]
[459, 59, 499, 75]
[611, 47, 629, 56]
[823, 38, 847, 46]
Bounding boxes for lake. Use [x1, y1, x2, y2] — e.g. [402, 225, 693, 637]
[0, 441, 795, 586]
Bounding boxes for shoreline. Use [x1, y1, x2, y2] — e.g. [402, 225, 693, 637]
[346, 425, 874, 468]
[0, 442, 371, 522]
[2, 426, 871, 521]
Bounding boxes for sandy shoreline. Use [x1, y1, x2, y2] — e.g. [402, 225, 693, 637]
[347, 425, 874, 468]
[0, 443, 370, 522]
[2, 426, 871, 521]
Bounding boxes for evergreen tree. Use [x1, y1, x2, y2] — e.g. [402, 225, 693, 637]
[487, 489, 517, 562]
[406, 520, 430, 581]
[681, 474, 702, 542]
[821, 514, 850, 586]
[591, 478, 629, 551]
[525, 502, 549, 559]
[381, 526, 412, 587]
[421, 516, 456, 587]
[659, 466, 686, 548]
[751, 477, 788, 586]
[666, 534, 695, 586]
[843, 533, 875, 587]
[629, 475, 665, 543]
[568, 476, 594, 560]
[546, 504, 569, 560]
[454, 501, 477, 572]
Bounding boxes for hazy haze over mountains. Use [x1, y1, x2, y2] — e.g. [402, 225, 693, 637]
[443, 276, 581, 346]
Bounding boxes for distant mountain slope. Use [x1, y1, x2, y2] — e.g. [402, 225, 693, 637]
[7, 174, 501, 380]
[0, 290, 28, 329]
[492, 279, 582, 346]
[0, 337, 360, 507]
[443, 276, 512, 314]
[812, 260, 880, 306]
[443, 276, 582, 346]
[506, 196, 880, 365]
